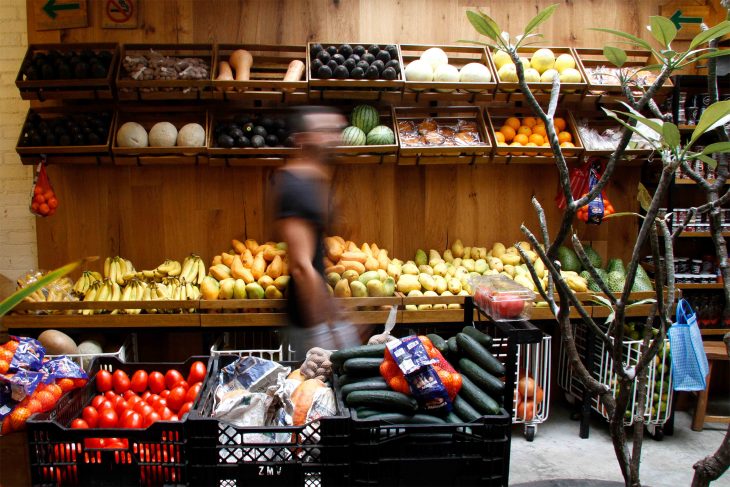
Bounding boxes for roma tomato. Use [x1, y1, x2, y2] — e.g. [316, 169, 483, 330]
[82, 406, 99, 428]
[186, 383, 202, 403]
[177, 381, 190, 391]
[105, 391, 117, 400]
[85, 438, 105, 448]
[167, 386, 187, 412]
[115, 399, 129, 416]
[96, 370, 112, 392]
[144, 411, 160, 427]
[119, 409, 136, 424]
[159, 390, 170, 399]
[141, 391, 152, 401]
[112, 370, 131, 394]
[187, 361, 207, 385]
[127, 396, 142, 408]
[178, 402, 193, 418]
[122, 390, 137, 400]
[148, 372, 165, 394]
[146, 394, 161, 408]
[121, 412, 143, 429]
[130, 370, 148, 393]
[97, 400, 113, 412]
[157, 407, 173, 421]
[71, 419, 89, 429]
[164, 369, 184, 390]
[91, 395, 107, 409]
[98, 408, 118, 428]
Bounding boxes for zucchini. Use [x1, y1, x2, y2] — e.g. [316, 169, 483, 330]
[331, 343, 386, 368]
[459, 374, 501, 415]
[445, 411, 464, 424]
[427, 334, 448, 354]
[345, 390, 418, 414]
[336, 374, 352, 386]
[453, 395, 480, 422]
[456, 333, 505, 377]
[341, 377, 388, 397]
[354, 407, 385, 419]
[447, 336, 459, 355]
[462, 326, 493, 349]
[458, 358, 505, 398]
[343, 357, 383, 375]
[367, 413, 446, 425]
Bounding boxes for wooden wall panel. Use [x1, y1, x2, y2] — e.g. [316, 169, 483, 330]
[28, 0, 673, 273]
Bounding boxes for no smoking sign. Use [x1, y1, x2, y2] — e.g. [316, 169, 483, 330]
[102, 0, 138, 28]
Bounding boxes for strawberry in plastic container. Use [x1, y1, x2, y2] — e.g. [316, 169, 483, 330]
[29, 161, 58, 217]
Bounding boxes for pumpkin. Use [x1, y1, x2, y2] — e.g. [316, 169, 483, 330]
[291, 379, 326, 426]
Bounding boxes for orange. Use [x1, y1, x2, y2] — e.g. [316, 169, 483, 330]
[494, 131, 505, 143]
[57, 378, 75, 393]
[26, 398, 43, 414]
[0, 359, 8, 374]
[509, 141, 524, 155]
[499, 125, 516, 142]
[532, 125, 547, 137]
[35, 391, 57, 412]
[524, 142, 539, 153]
[505, 117, 521, 130]
[560, 141, 575, 148]
[558, 131, 572, 144]
[522, 117, 538, 128]
[9, 407, 31, 431]
[554, 117, 567, 132]
[517, 126, 532, 136]
[529, 134, 544, 145]
[3, 340, 18, 352]
[45, 384, 63, 400]
[0, 349, 13, 362]
[514, 134, 529, 145]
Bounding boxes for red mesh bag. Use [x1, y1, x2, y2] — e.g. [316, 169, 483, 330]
[29, 161, 58, 217]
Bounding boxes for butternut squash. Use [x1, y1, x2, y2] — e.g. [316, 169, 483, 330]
[216, 61, 234, 91]
[251, 253, 266, 280]
[340, 260, 366, 274]
[283, 59, 305, 85]
[341, 251, 368, 264]
[231, 239, 246, 254]
[229, 49, 253, 83]
[221, 252, 235, 267]
[291, 379, 326, 426]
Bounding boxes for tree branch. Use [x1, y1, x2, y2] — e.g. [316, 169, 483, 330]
[572, 235, 617, 304]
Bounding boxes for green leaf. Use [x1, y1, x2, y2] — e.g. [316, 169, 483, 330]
[523, 3, 559, 36]
[615, 104, 664, 134]
[591, 295, 616, 324]
[693, 153, 718, 169]
[662, 122, 680, 149]
[700, 142, 730, 156]
[626, 298, 657, 308]
[590, 28, 654, 51]
[0, 259, 89, 316]
[602, 108, 659, 148]
[690, 20, 730, 49]
[604, 46, 627, 67]
[649, 16, 677, 48]
[691, 49, 730, 63]
[637, 182, 652, 212]
[466, 10, 501, 42]
[689, 100, 730, 147]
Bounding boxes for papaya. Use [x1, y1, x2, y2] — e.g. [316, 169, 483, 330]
[210, 264, 231, 281]
[233, 279, 247, 299]
[335, 278, 352, 297]
[325, 264, 346, 275]
[241, 249, 254, 268]
[252, 253, 266, 280]
[371, 243, 380, 255]
[240, 267, 255, 284]
[332, 235, 346, 247]
[231, 255, 247, 280]
[364, 256, 379, 271]
[281, 258, 289, 276]
[263, 245, 285, 262]
[347, 241, 359, 252]
[325, 237, 344, 263]
[341, 260, 366, 274]
[267, 255, 283, 279]
[232, 239, 246, 254]
[218, 278, 235, 299]
[245, 239, 259, 253]
[245, 282, 265, 299]
[377, 251, 389, 270]
[221, 252, 235, 267]
[341, 251, 368, 264]
[350, 280, 368, 297]
[212, 255, 222, 266]
[201, 276, 220, 300]
[361, 243, 373, 256]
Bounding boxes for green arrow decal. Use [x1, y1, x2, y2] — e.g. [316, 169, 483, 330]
[669, 10, 703, 30]
[43, 0, 81, 19]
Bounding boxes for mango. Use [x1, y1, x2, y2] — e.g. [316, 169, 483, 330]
[423, 290, 438, 297]
[517, 241, 531, 251]
[432, 303, 446, 310]
[506, 246, 520, 256]
[348, 281, 367, 298]
[366, 279, 386, 297]
[475, 259, 488, 274]
[382, 277, 395, 296]
[342, 270, 360, 283]
[397, 274, 421, 293]
[463, 246, 472, 259]
[361, 242, 373, 256]
[327, 284, 334, 296]
[218, 278, 235, 299]
[405, 304, 418, 311]
[418, 273, 435, 292]
[377, 269, 389, 281]
[200, 276, 220, 300]
[446, 265, 457, 277]
[210, 264, 232, 281]
[245, 282, 265, 299]
[391, 258, 404, 266]
[417, 304, 432, 311]
[244, 239, 259, 253]
[475, 247, 488, 260]
[274, 275, 290, 291]
[448, 278, 462, 294]
[335, 279, 352, 297]
[364, 256, 379, 271]
[462, 259, 475, 272]
[258, 275, 274, 289]
[407, 290, 423, 297]
[377, 252, 390, 270]
[448, 303, 462, 310]
[503, 264, 516, 278]
[443, 249, 454, 263]
[387, 262, 402, 279]
[402, 262, 419, 275]
[500, 253, 521, 266]
[452, 239, 464, 258]
[458, 290, 470, 297]
[266, 255, 283, 279]
[492, 242, 506, 258]
[534, 259, 546, 277]
[434, 276, 448, 294]
[241, 249, 254, 268]
[327, 272, 341, 288]
[433, 262, 448, 277]
[265, 285, 283, 299]
[514, 274, 535, 292]
[233, 279, 247, 299]
[415, 249, 428, 267]
[418, 265, 433, 275]
[523, 250, 538, 264]
[276, 241, 288, 251]
[251, 253, 266, 280]
[358, 271, 380, 285]
[488, 257, 503, 272]
[452, 258, 462, 268]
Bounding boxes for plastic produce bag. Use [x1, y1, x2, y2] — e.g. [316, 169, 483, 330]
[368, 305, 398, 344]
[29, 161, 58, 217]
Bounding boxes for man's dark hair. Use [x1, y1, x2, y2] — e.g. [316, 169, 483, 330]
[288, 105, 343, 134]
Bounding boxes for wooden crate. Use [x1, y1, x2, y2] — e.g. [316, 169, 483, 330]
[332, 106, 399, 164]
[211, 44, 308, 102]
[116, 44, 214, 100]
[15, 107, 115, 165]
[485, 108, 584, 165]
[207, 109, 297, 166]
[399, 292, 466, 323]
[400, 44, 497, 103]
[15, 43, 118, 101]
[394, 106, 492, 165]
[491, 46, 587, 103]
[569, 111, 654, 165]
[574, 48, 673, 101]
[112, 106, 209, 166]
[307, 42, 404, 102]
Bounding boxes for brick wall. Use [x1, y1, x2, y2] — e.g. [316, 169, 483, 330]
[0, 0, 34, 297]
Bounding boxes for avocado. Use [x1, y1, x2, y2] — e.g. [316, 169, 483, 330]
[74, 62, 89, 79]
[58, 134, 71, 146]
[350, 67, 365, 79]
[217, 133, 234, 148]
[333, 65, 349, 78]
[242, 122, 255, 134]
[376, 50, 391, 63]
[367, 44, 380, 55]
[365, 65, 380, 79]
[253, 126, 267, 137]
[57, 62, 72, 79]
[356, 60, 370, 71]
[338, 44, 353, 58]
[317, 65, 332, 79]
[316, 50, 331, 64]
[348, 54, 361, 63]
[327, 59, 339, 72]
[371, 60, 385, 73]
[332, 53, 345, 65]
[353, 45, 366, 57]
[343, 58, 356, 72]
[326, 45, 338, 56]
[251, 135, 265, 148]
[382, 67, 397, 80]
[228, 127, 244, 139]
[386, 45, 398, 60]
[311, 43, 324, 57]
[260, 117, 274, 132]
[234, 135, 250, 147]
[90, 62, 107, 78]
[265, 134, 279, 146]
[87, 132, 101, 145]
[362, 53, 375, 64]
[385, 59, 401, 73]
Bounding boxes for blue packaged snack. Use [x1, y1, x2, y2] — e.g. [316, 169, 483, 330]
[8, 335, 45, 372]
[586, 162, 605, 225]
[387, 336, 452, 413]
[39, 356, 88, 381]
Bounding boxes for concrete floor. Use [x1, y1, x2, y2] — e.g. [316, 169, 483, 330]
[509, 399, 730, 487]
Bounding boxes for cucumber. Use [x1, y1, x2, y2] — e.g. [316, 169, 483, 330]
[331, 343, 386, 368]
[341, 377, 388, 397]
[345, 390, 418, 414]
[354, 407, 386, 419]
[427, 334, 448, 354]
[456, 333, 505, 377]
[336, 374, 352, 386]
[367, 413, 446, 425]
[459, 374, 501, 415]
[343, 357, 383, 375]
[458, 358, 505, 398]
[453, 395, 481, 422]
[447, 336, 459, 355]
[445, 411, 464, 424]
[462, 326, 493, 349]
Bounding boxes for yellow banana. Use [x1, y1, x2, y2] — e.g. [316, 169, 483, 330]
[104, 257, 111, 278]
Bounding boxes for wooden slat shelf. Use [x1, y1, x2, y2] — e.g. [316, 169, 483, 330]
[700, 329, 730, 336]
[675, 178, 728, 185]
[679, 232, 730, 238]
[677, 283, 724, 290]
[1, 314, 200, 329]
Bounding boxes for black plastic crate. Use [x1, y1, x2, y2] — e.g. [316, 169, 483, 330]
[26, 355, 210, 487]
[186, 356, 351, 487]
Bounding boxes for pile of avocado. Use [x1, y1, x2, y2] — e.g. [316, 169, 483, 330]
[214, 114, 294, 149]
[557, 245, 654, 294]
[21, 49, 113, 81]
[310, 44, 401, 80]
[20, 111, 111, 147]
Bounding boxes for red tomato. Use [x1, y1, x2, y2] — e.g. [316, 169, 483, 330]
[177, 381, 189, 391]
[98, 408, 118, 428]
[170, 414, 179, 421]
[110, 395, 124, 408]
[148, 372, 165, 394]
[494, 294, 526, 319]
[144, 411, 160, 427]
[132, 401, 148, 414]
[167, 386, 187, 412]
[164, 369, 184, 390]
[130, 370, 148, 393]
[187, 361, 207, 385]
[146, 394, 160, 408]
[119, 409, 136, 424]
[121, 412, 143, 429]
[105, 440, 125, 449]
[159, 390, 170, 399]
[140, 404, 154, 417]
[82, 406, 99, 428]
[97, 400, 113, 411]
[122, 390, 137, 400]
[71, 419, 89, 429]
[157, 398, 167, 409]
[96, 370, 112, 392]
[178, 402, 193, 418]
[157, 407, 173, 420]
[112, 370, 131, 394]
[104, 390, 117, 399]
[84, 438, 105, 449]
[114, 399, 129, 416]
[91, 395, 106, 409]
[127, 396, 142, 407]
[186, 383, 203, 403]
[141, 391, 152, 401]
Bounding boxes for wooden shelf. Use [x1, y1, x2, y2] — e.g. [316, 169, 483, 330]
[674, 178, 728, 185]
[701, 328, 730, 336]
[678, 232, 730, 238]
[677, 283, 724, 290]
[679, 124, 697, 132]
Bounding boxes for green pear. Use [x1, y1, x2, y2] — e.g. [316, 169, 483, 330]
[382, 277, 396, 296]
[218, 278, 235, 299]
[387, 262, 402, 279]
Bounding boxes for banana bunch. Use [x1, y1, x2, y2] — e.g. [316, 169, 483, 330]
[179, 254, 206, 285]
[81, 278, 122, 315]
[103, 256, 137, 285]
[73, 271, 103, 296]
[21, 276, 76, 314]
[120, 279, 147, 314]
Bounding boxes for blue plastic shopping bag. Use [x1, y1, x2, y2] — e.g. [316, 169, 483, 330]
[668, 299, 709, 391]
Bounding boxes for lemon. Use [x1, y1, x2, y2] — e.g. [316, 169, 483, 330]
[530, 48, 555, 74]
[497, 63, 518, 82]
[554, 53, 576, 73]
[524, 68, 541, 82]
[559, 68, 582, 83]
[492, 50, 512, 70]
[540, 69, 559, 82]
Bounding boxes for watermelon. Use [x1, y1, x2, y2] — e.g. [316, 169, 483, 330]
[341, 126, 366, 146]
[366, 125, 395, 145]
[351, 105, 380, 134]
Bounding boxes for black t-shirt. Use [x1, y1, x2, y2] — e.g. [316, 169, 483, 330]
[273, 169, 328, 327]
